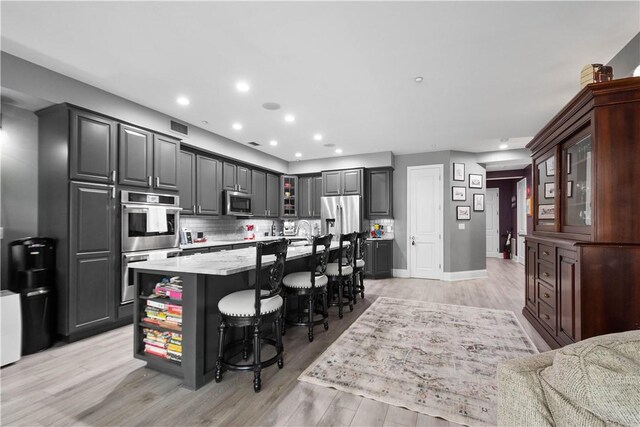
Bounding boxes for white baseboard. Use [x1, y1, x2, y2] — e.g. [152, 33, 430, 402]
[442, 269, 488, 281]
[392, 269, 410, 278]
[486, 252, 503, 258]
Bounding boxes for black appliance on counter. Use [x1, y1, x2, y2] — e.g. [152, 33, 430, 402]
[9, 237, 56, 355]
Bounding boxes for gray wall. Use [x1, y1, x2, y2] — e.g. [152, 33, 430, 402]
[289, 151, 394, 175]
[1, 103, 39, 290]
[393, 150, 486, 273]
[1, 52, 288, 173]
[607, 32, 640, 78]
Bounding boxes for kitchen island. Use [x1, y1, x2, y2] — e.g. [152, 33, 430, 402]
[131, 241, 341, 390]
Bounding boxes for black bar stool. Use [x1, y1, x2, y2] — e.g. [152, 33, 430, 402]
[352, 231, 368, 302]
[281, 234, 333, 342]
[215, 239, 288, 392]
[326, 232, 356, 319]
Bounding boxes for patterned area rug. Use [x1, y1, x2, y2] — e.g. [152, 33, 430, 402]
[299, 297, 538, 426]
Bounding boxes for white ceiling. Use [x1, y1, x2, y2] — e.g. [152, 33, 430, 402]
[1, 2, 638, 162]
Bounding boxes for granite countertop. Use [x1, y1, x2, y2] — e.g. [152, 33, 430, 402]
[180, 236, 306, 250]
[134, 241, 342, 276]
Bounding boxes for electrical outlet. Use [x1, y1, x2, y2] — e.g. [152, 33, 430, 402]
[458, 223, 465, 230]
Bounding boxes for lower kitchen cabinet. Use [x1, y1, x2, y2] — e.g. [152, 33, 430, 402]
[364, 239, 393, 279]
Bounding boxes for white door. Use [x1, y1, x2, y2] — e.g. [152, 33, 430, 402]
[408, 165, 443, 279]
[516, 178, 527, 264]
[485, 188, 500, 257]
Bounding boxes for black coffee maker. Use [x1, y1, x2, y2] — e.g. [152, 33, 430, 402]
[9, 237, 56, 355]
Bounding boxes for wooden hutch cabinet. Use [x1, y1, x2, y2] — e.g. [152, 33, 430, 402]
[524, 77, 640, 349]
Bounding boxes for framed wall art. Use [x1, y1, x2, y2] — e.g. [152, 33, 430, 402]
[457, 205, 471, 220]
[546, 157, 555, 176]
[469, 174, 483, 189]
[452, 186, 466, 201]
[544, 182, 555, 198]
[453, 163, 465, 181]
[538, 204, 555, 220]
[473, 194, 484, 212]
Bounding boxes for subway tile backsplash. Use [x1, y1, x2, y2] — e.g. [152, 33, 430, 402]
[367, 218, 395, 238]
[179, 217, 321, 240]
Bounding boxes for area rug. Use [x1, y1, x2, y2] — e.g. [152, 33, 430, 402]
[299, 297, 538, 426]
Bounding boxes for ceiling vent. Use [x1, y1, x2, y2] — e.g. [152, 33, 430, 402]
[247, 141, 261, 147]
[170, 120, 189, 136]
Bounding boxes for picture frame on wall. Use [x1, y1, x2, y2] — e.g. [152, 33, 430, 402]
[546, 157, 555, 176]
[544, 182, 555, 198]
[452, 186, 466, 201]
[473, 194, 484, 212]
[469, 174, 483, 189]
[453, 163, 465, 181]
[538, 204, 555, 220]
[457, 205, 471, 220]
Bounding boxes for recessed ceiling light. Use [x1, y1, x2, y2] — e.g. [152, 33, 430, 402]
[295, 152, 302, 158]
[415, 77, 423, 83]
[269, 140, 278, 146]
[236, 81, 250, 93]
[313, 133, 323, 141]
[335, 148, 343, 154]
[176, 96, 190, 106]
[285, 114, 295, 123]
[499, 144, 509, 150]
[232, 122, 243, 130]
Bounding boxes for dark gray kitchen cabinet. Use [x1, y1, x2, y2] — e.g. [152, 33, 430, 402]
[299, 175, 323, 218]
[223, 162, 251, 193]
[119, 124, 180, 191]
[366, 168, 393, 218]
[322, 169, 363, 196]
[251, 170, 267, 216]
[364, 239, 393, 279]
[266, 173, 280, 218]
[69, 181, 116, 333]
[196, 155, 222, 215]
[178, 150, 196, 214]
[70, 110, 117, 184]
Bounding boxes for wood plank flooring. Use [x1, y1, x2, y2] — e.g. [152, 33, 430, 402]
[1, 258, 549, 426]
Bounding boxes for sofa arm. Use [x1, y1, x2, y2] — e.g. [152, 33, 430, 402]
[497, 351, 556, 427]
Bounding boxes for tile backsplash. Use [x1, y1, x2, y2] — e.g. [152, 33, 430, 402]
[179, 217, 321, 240]
[367, 218, 395, 238]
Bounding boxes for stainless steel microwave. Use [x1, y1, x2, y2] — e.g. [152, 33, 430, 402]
[224, 190, 253, 216]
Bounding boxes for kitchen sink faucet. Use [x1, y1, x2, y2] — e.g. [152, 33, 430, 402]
[297, 220, 313, 243]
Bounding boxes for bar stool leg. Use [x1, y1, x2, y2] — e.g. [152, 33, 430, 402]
[347, 276, 354, 312]
[322, 291, 329, 330]
[253, 324, 262, 392]
[308, 294, 315, 342]
[352, 270, 358, 305]
[215, 320, 227, 383]
[275, 315, 284, 369]
[242, 326, 249, 360]
[338, 279, 344, 319]
[360, 269, 365, 299]
[281, 293, 288, 336]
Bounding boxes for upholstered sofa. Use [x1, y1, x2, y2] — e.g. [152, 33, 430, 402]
[497, 330, 640, 426]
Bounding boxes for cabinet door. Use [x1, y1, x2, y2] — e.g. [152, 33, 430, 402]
[368, 169, 393, 218]
[251, 170, 267, 216]
[70, 110, 116, 184]
[178, 151, 196, 214]
[266, 173, 280, 217]
[282, 176, 298, 217]
[364, 241, 374, 277]
[312, 176, 323, 218]
[119, 124, 153, 188]
[525, 241, 537, 312]
[375, 240, 392, 277]
[322, 171, 341, 196]
[298, 176, 312, 218]
[237, 166, 252, 194]
[222, 162, 237, 191]
[197, 156, 222, 215]
[153, 135, 179, 191]
[69, 182, 115, 332]
[342, 169, 363, 195]
[557, 248, 578, 344]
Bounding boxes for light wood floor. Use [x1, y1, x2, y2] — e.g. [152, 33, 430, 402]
[1, 258, 549, 426]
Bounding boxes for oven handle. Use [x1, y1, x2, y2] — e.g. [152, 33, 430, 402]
[123, 249, 182, 261]
[122, 204, 183, 211]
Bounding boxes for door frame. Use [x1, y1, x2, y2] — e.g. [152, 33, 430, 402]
[516, 178, 527, 264]
[485, 187, 501, 258]
[407, 164, 444, 280]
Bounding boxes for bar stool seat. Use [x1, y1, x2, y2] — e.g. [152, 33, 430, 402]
[282, 272, 328, 289]
[323, 263, 353, 276]
[219, 290, 282, 316]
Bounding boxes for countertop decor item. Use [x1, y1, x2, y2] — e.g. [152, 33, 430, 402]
[299, 298, 537, 426]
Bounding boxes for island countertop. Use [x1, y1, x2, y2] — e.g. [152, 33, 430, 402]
[132, 241, 342, 276]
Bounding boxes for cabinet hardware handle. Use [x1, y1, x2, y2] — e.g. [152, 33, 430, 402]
[198, 205, 201, 214]
[111, 170, 116, 183]
[112, 187, 116, 199]
[544, 293, 550, 298]
[543, 272, 550, 277]
[543, 314, 550, 320]
[192, 205, 196, 213]
[147, 176, 152, 186]
[155, 177, 160, 187]
[542, 251, 549, 256]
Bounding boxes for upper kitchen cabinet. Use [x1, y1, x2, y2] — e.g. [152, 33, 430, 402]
[118, 124, 180, 191]
[69, 109, 117, 184]
[366, 168, 393, 218]
[223, 162, 252, 193]
[322, 169, 363, 196]
[196, 155, 223, 215]
[251, 171, 280, 217]
[178, 150, 196, 214]
[281, 175, 298, 217]
[299, 175, 322, 218]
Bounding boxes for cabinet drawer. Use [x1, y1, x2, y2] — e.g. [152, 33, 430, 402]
[536, 282, 555, 308]
[537, 262, 555, 286]
[537, 300, 556, 333]
[538, 243, 554, 263]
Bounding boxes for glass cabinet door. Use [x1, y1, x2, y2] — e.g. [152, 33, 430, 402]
[562, 135, 592, 230]
[536, 153, 556, 229]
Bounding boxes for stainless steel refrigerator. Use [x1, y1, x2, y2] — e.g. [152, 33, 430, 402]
[321, 195, 363, 239]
